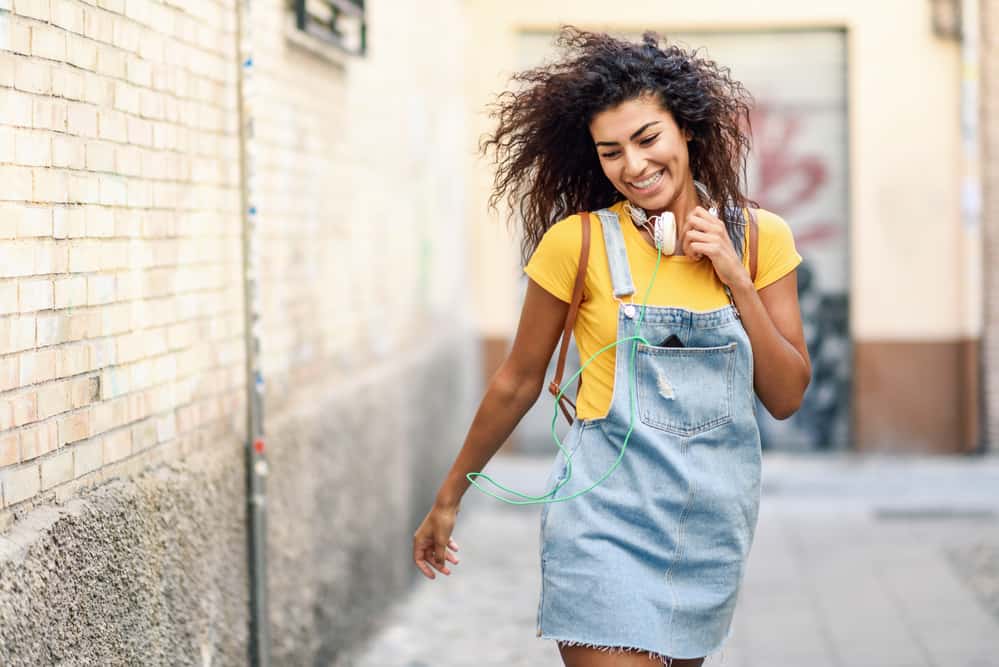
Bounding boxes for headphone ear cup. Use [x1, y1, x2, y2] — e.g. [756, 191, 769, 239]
[655, 212, 676, 254]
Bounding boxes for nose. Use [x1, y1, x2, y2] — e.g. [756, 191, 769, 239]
[622, 149, 646, 181]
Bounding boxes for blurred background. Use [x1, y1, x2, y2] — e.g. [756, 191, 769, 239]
[0, 0, 997, 665]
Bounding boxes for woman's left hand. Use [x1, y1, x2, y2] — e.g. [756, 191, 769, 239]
[682, 206, 749, 288]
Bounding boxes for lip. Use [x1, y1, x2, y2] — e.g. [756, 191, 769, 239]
[628, 168, 665, 195]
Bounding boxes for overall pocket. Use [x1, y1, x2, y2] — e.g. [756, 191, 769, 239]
[539, 423, 586, 527]
[635, 341, 737, 437]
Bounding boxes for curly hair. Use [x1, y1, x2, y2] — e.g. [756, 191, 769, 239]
[480, 26, 757, 265]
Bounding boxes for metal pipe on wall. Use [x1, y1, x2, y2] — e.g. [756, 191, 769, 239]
[235, 0, 271, 663]
[959, 0, 985, 452]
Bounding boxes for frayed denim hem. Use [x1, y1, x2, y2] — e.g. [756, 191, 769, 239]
[554, 638, 675, 665]
[544, 636, 730, 665]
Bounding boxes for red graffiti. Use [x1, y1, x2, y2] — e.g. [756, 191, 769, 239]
[747, 105, 835, 250]
[792, 223, 839, 246]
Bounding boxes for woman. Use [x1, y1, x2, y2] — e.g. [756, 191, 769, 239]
[412, 27, 811, 667]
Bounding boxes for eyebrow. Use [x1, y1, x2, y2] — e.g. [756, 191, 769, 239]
[594, 121, 661, 147]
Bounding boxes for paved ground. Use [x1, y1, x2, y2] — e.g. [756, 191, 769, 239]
[336, 452, 999, 667]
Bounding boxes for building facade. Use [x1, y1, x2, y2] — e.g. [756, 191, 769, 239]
[0, 0, 475, 664]
[984, 0, 999, 453]
[465, 0, 986, 455]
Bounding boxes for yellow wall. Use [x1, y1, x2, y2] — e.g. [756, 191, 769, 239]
[464, 0, 974, 342]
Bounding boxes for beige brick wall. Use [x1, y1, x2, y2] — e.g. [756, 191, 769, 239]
[0, 0, 471, 513]
[244, 2, 474, 661]
[0, 0, 246, 524]
[0, 1, 474, 661]
[249, 0, 469, 414]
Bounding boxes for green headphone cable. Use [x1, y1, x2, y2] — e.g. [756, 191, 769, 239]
[466, 239, 664, 505]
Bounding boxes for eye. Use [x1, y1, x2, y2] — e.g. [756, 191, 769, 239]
[600, 150, 620, 159]
[640, 134, 660, 145]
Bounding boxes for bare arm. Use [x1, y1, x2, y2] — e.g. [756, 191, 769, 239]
[412, 278, 568, 578]
[435, 278, 569, 508]
[728, 269, 811, 419]
[684, 207, 811, 420]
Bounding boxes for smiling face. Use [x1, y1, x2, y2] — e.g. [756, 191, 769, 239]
[588, 93, 694, 214]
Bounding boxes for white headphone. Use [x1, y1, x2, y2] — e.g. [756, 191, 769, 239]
[626, 203, 676, 254]
[626, 180, 717, 255]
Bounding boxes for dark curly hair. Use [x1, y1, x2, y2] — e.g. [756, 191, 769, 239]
[480, 26, 757, 265]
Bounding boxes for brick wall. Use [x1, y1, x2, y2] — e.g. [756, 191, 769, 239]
[0, 0, 476, 663]
[0, 1, 251, 662]
[0, 0, 245, 524]
[245, 2, 476, 662]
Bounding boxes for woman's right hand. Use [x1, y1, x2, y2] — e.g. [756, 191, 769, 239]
[412, 503, 461, 580]
[409, 279, 569, 581]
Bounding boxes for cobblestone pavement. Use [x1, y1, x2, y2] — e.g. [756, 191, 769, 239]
[337, 452, 999, 667]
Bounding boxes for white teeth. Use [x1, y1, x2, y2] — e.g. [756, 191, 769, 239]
[632, 170, 663, 189]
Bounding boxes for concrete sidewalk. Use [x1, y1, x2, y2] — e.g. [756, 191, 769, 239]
[338, 452, 999, 667]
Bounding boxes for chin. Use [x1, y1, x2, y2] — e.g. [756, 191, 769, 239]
[633, 189, 675, 214]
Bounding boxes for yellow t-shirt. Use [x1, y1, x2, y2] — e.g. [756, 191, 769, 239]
[524, 199, 802, 420]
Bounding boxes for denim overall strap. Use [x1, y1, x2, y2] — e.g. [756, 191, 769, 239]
[598, 205, 749, 307]
[720, 205, 751, 315]
[722, 205, 748, 263]
[595, 209, 635, 299]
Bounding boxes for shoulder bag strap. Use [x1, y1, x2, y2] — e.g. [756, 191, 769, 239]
[747, 207, 759, 283]
[548, 211, 591, 425]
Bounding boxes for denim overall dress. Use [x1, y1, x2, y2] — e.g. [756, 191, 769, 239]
[536, 208, 762, 662]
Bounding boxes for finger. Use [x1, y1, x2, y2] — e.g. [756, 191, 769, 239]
[445, 550, 460, 565]
[681, 229, 702, 259]
[416, 558, 437, 579]
[430, 556, 452, 576]
[448, 537, 460, 551]
[413, 537, 430, 567]
[684, 229, 712, 242]
[414, 543, 436, 579]
[691, 204, 723, 221]
[687, 211, 721, 231]
[682, 235, 700, 261]
[434, 534, 452, 567]
[688, 241, 719, 257]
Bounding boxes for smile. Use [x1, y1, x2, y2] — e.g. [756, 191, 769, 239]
[629, 169, 664, 192]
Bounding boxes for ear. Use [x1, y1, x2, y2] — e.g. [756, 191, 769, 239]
[683, 129, 693, 142]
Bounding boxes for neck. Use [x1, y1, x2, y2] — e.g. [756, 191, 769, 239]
[646, 178, 700, 220]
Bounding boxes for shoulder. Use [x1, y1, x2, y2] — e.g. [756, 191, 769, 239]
[748, 207, 798, 256]
[533, 208, 606, 258]
[748, 207, 802, 289]
[525, 211, 598, 303]
[549, 205, 613, 239]
[541, 212, 586, 249]
[525, 211, 586, 273]
[532, 200, 627, 253]
[752, 208, 793, 240]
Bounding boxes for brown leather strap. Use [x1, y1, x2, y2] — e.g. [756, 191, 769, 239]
[548, 211, 591, 425]
[747, 207, 759, 283]
[556, 395, 576, 425]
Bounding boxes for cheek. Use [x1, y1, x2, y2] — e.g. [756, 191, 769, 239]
[599, 162, 621, 185]
[666, 141, 687, 163]
[676, 141, 692, 166]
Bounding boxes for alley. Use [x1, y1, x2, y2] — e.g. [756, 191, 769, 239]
[340, 453, 999, 667]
